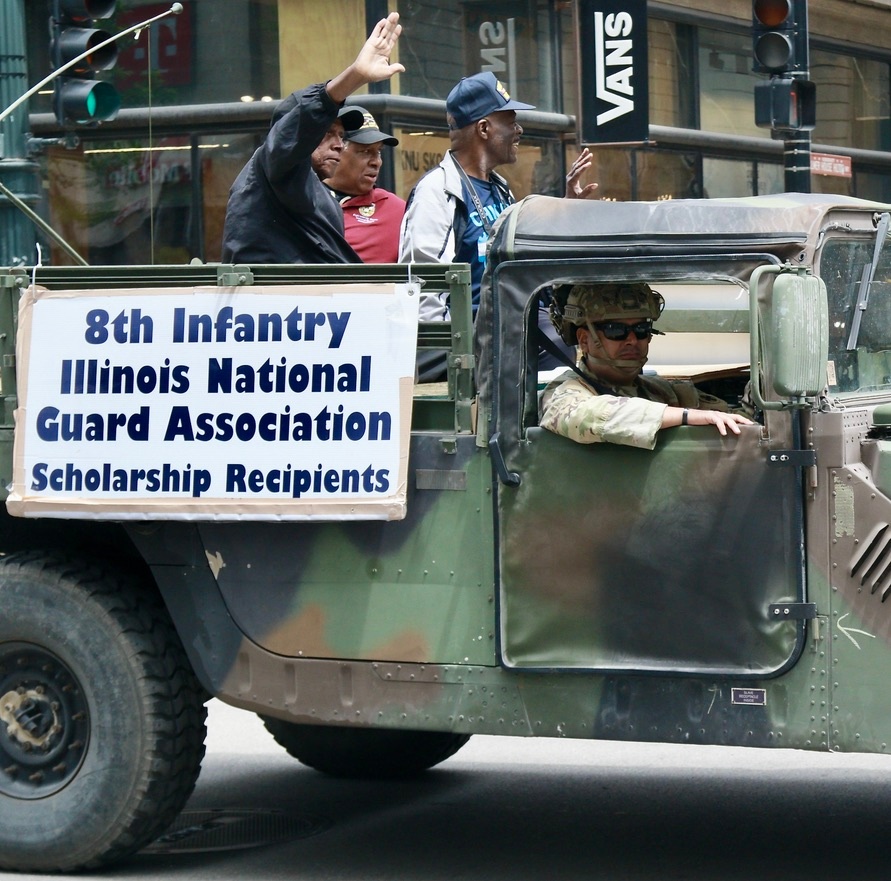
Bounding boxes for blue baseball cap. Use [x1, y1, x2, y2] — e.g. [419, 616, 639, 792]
[446, 72, 534, 130]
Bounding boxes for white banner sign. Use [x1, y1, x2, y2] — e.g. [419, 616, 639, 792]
[9, 283, 420, 521]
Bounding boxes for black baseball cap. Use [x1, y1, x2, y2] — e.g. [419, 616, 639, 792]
[336, 105, 365, 131]
[344, 106, 399, 146]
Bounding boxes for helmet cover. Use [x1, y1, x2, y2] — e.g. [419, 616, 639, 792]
[549, 283, 664, 346]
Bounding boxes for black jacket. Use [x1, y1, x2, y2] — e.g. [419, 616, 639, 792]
[220, 83, 362, 265]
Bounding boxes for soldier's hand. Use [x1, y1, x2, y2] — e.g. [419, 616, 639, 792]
[664, 407, 754, 435]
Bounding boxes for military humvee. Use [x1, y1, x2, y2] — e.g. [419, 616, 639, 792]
[3, 193, 891, 872]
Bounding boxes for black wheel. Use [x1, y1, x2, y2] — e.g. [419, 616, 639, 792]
[259, 716, 470, 778]
[0, 553, 207, 872]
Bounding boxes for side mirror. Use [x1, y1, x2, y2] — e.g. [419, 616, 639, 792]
[772, 271, 829, 396]
[750, 265, 828, 410]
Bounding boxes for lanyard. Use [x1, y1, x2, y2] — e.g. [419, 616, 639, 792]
[450, 153, 511, 235]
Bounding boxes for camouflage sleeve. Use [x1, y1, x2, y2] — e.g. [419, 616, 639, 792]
[672, 380, 755, 419]
[539, 377, 668, 449]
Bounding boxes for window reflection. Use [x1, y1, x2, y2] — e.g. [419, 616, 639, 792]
[812, 50, 891, 153]
[698, 27, 766, 140]
[41, 134, 262, 266]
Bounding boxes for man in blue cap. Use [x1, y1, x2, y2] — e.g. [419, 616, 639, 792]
[398, 71, 597, 325]
[221, 13, 403, 264]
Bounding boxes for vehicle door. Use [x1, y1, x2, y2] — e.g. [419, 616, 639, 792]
[487, 263, 807, 676]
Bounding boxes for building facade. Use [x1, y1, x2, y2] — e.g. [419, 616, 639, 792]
[15, 0, 891, 266]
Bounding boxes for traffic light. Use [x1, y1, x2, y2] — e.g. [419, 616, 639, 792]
[51, 0, 120, 125]
[752, 0, 809, 75]
[754, 77, 816, 131]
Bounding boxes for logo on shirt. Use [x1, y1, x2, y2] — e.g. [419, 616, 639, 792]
[351, 207, 380, 225]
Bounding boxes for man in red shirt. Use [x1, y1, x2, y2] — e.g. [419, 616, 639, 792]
[324, 108, 406, 263]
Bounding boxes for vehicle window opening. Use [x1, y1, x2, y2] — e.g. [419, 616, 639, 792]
[524, 279, 753, 431]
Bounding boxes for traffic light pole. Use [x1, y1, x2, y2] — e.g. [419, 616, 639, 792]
[752, 0, 814, 193]
[783, 114, 811, 193]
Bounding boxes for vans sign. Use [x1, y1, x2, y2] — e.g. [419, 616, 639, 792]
[579, 0, 649, 144]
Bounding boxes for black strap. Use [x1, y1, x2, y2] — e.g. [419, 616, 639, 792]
[536, 326, 616, 397]
[450, 153, 511, 235]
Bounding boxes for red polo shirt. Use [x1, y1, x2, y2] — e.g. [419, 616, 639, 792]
[338, 187, 406, 264]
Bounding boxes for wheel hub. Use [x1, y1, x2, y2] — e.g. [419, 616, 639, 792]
[0, 643, 89, 799]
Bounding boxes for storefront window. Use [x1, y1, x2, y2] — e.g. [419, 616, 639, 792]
[756, 161, 784, 195]
[36, 130, 262, 266]
[853, 170, 891, 202]
[811, 50, 891, 153]
[581, 148, 701, 201]
[698, 27, 766, 140]
[702, 157, 754, 198]
[201, 133, 260, 262]
[649, 19, 695, 129]
[40, 138, 187, 264]
[635, 149, 702, 200]
[397, 0, 560, 110]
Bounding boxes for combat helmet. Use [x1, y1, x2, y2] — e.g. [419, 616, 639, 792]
[549, 282, 665, 347]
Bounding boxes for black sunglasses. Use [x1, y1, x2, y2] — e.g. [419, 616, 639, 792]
[594, 320, 653, 341]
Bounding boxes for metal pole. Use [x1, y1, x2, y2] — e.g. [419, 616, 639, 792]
[0, 0, 39, 266]
[783, 0, 812, 194]
[0, 178, 87, 265]
[784, 130, 811, 193]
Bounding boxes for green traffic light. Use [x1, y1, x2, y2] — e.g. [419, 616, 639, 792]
[51, 0, 119, 125]
[55, 78, 120, 123]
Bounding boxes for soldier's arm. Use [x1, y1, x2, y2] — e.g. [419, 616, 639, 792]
[539, 379, 667, 449]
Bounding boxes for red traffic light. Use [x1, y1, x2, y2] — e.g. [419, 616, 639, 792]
[753, 0, 791, 27]
[55, 27, 117, 73]
[752, 0, 808, 75]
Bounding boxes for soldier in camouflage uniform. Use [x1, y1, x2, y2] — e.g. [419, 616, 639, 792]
[540, 283, 753, 449]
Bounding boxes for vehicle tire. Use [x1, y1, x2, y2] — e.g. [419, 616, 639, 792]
[259, 716, 470, 778]
[0, 552, 207, 873]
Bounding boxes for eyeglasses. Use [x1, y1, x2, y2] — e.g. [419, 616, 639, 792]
[594, 321, 654, 341]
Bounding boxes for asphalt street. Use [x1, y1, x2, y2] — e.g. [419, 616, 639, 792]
[4, 699, 891, 880]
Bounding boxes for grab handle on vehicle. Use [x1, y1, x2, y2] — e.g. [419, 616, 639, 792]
[489, 433, 521, 487]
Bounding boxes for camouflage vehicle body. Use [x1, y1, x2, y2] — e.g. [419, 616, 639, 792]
[3, 193, 891, 870]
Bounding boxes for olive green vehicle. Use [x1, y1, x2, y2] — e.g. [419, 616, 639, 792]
[3, 193, 891, 871]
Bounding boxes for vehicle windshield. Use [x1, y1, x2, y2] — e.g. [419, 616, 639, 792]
[824, 232, 891, 398]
